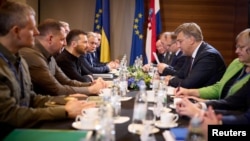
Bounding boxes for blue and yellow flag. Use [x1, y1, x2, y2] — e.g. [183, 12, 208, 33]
[94, 0, 110, 63]
[129, 0, 145, 65]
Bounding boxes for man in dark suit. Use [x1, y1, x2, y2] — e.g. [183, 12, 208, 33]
[165, 23, 226, 88]
[80, 32, 118, 73]
[158, 32, 177, 65]
[157, 32, 188, 76]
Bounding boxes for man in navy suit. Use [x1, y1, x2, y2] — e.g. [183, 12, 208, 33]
[80, 32, 118, 73]
[157, 32, 188, 76]
[165, 23, 226, 88]
[142, 33, 175, 72]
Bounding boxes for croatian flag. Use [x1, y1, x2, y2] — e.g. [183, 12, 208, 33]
[145, 0, 162, 63]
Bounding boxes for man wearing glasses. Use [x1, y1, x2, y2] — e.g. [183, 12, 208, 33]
[165, 22, 226, 88]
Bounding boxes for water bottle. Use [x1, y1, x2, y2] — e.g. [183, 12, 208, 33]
[96, 102, 115, 141]
[119, 67, 128, 97]
[150, 67, 160, 92]
[132, 84, 148, 128]
[110, 86, 121, 118]
[185, 116, 206, 141]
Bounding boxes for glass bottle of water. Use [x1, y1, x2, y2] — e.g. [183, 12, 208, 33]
[150, 67, 160, 92]
[110, 86, 121, 119]
[185, 116, 206, 141]
[132, 84, 148, 133]
[119, 66, 128, 97]
[96, 102, 115, 141]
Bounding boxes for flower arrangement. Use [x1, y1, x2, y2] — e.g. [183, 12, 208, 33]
[127, 66, 152, 90]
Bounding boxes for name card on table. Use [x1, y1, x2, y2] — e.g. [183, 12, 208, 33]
[3, 129, 89, 141]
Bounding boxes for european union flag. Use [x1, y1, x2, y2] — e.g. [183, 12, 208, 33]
[129, 0, 145, 65]
[94, 0, 110, 63]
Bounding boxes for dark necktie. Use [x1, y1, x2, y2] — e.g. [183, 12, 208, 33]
[188, 57, 194, 75]
[87, 54, 93, 67]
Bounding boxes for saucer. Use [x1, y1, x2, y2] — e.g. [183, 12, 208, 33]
[114, 116, 130, 124]
[120, 97, 132, 101]
[128, 123, 160, 135]
[72, 121, 95, 130]
[154, 120, 178, 129]
[169, 104, 176, 109]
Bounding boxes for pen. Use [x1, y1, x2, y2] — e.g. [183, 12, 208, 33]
[176, 82, 181, 92]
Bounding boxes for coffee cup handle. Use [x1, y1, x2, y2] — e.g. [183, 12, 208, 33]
[81, 109, 87, 116]
[75, 115, 81, 122]
[173, 114, 179, 122]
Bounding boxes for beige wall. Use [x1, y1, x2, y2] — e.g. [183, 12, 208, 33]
[37, 0, 135, 61]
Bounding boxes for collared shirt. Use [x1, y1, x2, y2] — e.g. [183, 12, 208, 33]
[0, 43, 66, 132]
[19, 40, 90, 96]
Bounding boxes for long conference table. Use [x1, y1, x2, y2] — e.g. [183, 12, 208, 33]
[35, 90, 190, 141]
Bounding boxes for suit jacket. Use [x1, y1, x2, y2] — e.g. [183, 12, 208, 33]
[80, 53, 110, 73]
[0, 44, 66, 138]
[161, 51, 188, 76]
[94, 47, 101, 63]
[19, 40, 90, 96]
[92, 52, 106, 66]
[205, 78, 250, 124]
[56, 49, 93, 82]
[199, 58, 250, 99]
[169, 42, 226, 88]
[155, 52, 174, 65]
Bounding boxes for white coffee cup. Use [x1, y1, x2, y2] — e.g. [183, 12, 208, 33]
[100, 88, 112, 98]
[173, 97, 182, 108]
[75, 115, 95, 128]
[160, 112, 179, 125]
[82, 107, 99, 118]
[166, 86, 175, 95]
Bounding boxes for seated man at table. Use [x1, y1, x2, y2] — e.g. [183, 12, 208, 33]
[157, 32, 188, 76]
[143, 32, 174, 72]
[56, 29, 93, 83]
[175, 28, 250, 100]
[79, 32, 119, 74]
[165, 22, 226, 88]
[19, 19, 106, 96]
[0, 1, 95, 139]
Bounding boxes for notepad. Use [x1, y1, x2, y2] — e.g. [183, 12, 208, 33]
[153, 52, 160, 64]
[169, 127, 188, 141]
[3, 129, 88, 141]
[93, 73, 114, 79]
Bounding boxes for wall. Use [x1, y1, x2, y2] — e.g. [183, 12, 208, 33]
[38, 0, 134, 61]
[158, 0, 248, 65]
[27, 0, 248, 65]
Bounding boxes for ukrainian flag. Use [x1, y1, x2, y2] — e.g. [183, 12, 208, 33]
[94, 0, 110, 63]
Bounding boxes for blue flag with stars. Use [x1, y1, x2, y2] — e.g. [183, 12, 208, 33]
[129, 0, 145, 65]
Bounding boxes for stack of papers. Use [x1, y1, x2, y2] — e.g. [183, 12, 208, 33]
[92, 73, 114, 79]
[4, 129, 88, 141]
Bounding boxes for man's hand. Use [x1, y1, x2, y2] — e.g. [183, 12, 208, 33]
[65, 100, 96, 118]
[88, 78, 107, 94]
[157, 63, 168, 74]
